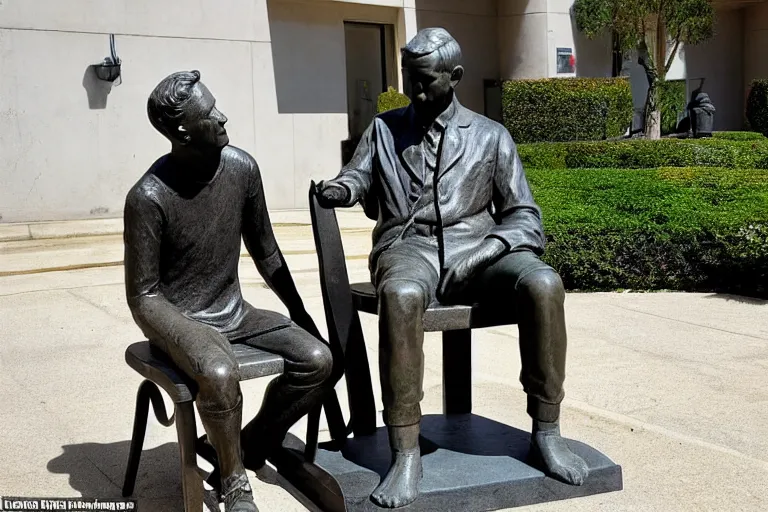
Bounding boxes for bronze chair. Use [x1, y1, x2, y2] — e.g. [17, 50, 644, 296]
[121, 339, 347, 510]
[307, 181, 518, 430]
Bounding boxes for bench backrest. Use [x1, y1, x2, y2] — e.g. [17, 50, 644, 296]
[308, 182, 377, 436]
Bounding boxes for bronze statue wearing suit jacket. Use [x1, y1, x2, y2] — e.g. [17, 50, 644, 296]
[333, 85, 545, 282]
[318, 28, 589, 508]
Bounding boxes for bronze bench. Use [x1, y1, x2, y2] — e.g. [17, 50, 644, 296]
[308, 181, 517, 426]
[121, 341, 284, 511]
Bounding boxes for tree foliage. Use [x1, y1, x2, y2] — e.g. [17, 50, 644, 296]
[573, 0, 715, 138]
[377, 86, 410, 114]
[574, 0, 714, 65]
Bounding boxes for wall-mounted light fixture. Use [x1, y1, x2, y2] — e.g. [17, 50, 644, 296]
[94, 34, 122, 83]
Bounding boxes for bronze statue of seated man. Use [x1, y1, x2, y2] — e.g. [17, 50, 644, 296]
[317, 28, 589, 508]
[124, 70, 333, 512]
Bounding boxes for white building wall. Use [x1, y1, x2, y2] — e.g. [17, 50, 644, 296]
[547, 0, 613, 78]
[412, 0, 499, 113]
[263, 0, 400, 208]
[684, 7, 745, 130]
[498, 0, 549, 79]
[0, 0, 403, 222]
[744, 2, 768, 98]
[0, 0, 272, 41]
[498, 0, 612, 80]
[0, 0, 269, 223]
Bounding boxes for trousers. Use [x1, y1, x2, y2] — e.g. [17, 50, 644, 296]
[374, 236, 567, 426]
[149, 306, 333, 475]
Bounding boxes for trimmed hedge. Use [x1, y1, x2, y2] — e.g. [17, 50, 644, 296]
[502, 77, 633, 143]
[377, 86, 410, 114]
[747, 79, 768, 136]
[518, 138, 768, 170]
[529, 167, 768, 297]
[712, 131, 767, 141]
[658, 79, 686, 135]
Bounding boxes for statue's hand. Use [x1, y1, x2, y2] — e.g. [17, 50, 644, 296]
[316, 180, 351, 208]
[437, 238, 506, 304]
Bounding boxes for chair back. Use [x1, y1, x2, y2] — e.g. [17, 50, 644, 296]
[308, 182, 377, 436]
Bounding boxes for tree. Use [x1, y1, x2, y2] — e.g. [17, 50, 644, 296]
[573, 0, 715, 139]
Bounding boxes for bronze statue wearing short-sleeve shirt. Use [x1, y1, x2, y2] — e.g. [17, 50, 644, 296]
[317, 29, 589, 508]
[124, 71, 333, 512]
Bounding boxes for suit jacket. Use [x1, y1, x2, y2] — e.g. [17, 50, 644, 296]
[334, 95, 545, 274]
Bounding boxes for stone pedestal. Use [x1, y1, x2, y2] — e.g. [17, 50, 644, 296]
[272, 414, 623, 512]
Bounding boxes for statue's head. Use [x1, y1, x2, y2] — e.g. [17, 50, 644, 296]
[147, 70, 229, 150]
[401, 28, 464, 114]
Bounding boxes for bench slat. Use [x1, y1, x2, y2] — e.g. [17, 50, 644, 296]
[350, 282, 516, 332]
[125, 342, 284, 403]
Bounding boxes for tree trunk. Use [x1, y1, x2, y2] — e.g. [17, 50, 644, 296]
[644, 78, 661, 140]
[638, 41, 661, 140]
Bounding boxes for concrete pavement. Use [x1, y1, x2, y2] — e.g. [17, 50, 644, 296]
[1, 211, 767, 511]
[0, 209, 374, 276]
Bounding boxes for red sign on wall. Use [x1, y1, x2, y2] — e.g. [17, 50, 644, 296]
[557, 47, 576, 74]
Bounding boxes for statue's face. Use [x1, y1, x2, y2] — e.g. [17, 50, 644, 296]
[402, 52, 457, 113]
[178, 83, 229, 149]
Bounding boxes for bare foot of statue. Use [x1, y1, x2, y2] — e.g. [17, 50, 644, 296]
[370, 424, 423, 508]
[371, 449, 423, 508]
[529, 420, 589, 486]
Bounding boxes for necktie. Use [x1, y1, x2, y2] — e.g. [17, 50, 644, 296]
[423, 126, 442, 183]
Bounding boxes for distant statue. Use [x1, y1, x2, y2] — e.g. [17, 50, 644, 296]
[688, 90, 716, 138]
[124, 70, 334, 512]
[316, 28, 589, 508]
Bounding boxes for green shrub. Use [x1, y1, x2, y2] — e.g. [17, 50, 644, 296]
[528, 167, 768, 297]
[377, 86, 410, 114]
[712, 131, 767, 141]
[517, 144, 568, 170]
[502, 77, 633, 143]
[658, 79, 686, 135]
[518, 138, 768, 169]
[746, 80, 768, 136]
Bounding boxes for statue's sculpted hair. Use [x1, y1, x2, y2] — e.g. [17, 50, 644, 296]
[402, 28, 462, 72]
[147, 70, 201, 138]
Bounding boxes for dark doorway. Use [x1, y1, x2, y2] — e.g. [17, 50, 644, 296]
[483, 79, 503, 123]
[341, 22, 397, 165]
[343, 22, 396, 140]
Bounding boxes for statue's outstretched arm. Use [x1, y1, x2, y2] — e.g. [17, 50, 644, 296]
[242, 158, 322, 340]
[317, 121, 376, 218]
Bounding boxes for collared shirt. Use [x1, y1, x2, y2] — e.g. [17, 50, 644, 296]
[422, 99, 456, 187]
[333, 94, 546, 275]
[406, 99, 457, 238]
[422, 128, 440, 188]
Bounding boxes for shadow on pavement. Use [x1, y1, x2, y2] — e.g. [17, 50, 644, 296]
[47, 441, 187, 511]
[702, 293, 768, 305]
[46, 441, 308, 511]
